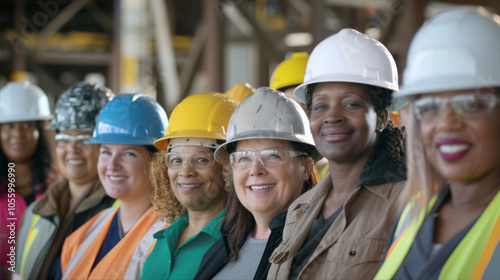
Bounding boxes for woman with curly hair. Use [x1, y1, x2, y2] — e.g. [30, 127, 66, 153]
[141, 92, 239, 280]
[267, 28, 407, 280]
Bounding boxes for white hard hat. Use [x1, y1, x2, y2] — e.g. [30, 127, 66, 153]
[294, 28, 405, 112]
[215, 87, 320, 163]
[397, 7, 500, 98]
[0, 81, 52, 123]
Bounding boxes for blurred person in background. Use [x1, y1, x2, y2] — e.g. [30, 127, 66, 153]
[14, 82, 115, 280]
[376, 8, 500, 280]
[195, 87, 319, 280]
[0, 81, 55, 279]
[141, 92, 239, 280]
[60, 94, 169, 279]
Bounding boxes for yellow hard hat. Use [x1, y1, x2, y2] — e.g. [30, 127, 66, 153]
[224, 83, 256, 103]
[270, 52, 309, 90]
[153, 92, 239, 151]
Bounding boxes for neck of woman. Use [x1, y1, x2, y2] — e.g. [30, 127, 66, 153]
[186, 204, 224, 233]
[118, 195, 152, 234]
[252, 214, 274, 239]
[68, 179, 96, 207]
[448, 171, 500, 210]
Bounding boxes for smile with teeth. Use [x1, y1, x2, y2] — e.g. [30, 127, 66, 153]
[438, 144, 469, 154]
[178, 183, 202, 188]
[109, 176, 126, 181]
[249, 184, 275, 190]
[67, 159, 84, 165]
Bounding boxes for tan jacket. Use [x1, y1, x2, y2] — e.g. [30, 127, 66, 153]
[267, 172, 405, 280]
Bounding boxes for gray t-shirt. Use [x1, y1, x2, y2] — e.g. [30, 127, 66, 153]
[212, 236, 268, 280]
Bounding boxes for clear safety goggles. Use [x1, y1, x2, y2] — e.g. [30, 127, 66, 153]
[165, 151, 216, 170]
[414, 93, 500, 122]
[229, 148, 307, 170]
[55, 134, 93, 150]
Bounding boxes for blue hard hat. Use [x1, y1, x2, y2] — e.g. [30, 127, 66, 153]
[86, 94, 168, 145]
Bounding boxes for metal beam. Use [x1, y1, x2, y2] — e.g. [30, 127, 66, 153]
[179, 24, 208, 102]
[203, 0, 225, 92]
[432, 0, 500, 8]
[231, 1, 283, 62]
[84, 1, 113, 33]
[37, 0, 92, 43]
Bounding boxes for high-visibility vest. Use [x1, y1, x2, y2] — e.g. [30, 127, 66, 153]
[61, 206, 167, 280]
[375, 190, 500, 280]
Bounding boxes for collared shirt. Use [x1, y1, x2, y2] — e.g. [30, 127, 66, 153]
[141, 209, 225, 280]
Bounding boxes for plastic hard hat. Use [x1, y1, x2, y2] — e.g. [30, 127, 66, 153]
[86, 94, 168, 145]
[0, 81, 52, 123]
[225, 83, 256, 103]
[397, 7, 500, 98]
[215, 87, 320, 163]
[294, 28, 406, 112]
[47, 82, 115, 131]
[270, 52, 309, 90]
[153, 92, 239, 151]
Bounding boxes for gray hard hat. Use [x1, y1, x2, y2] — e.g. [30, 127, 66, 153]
[215, 87, 320, 164]
[46, 82, 115, 131]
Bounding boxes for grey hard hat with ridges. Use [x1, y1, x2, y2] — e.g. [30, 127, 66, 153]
[215, 86, 320, 164]
[46, 82, 115, 131]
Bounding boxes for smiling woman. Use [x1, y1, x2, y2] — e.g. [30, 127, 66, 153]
[140, 92, 239, 280]
[0, 82, 55, 279]
[376, 8, 500, 280]
[13, 82, 115, 280]
[195, 87, 319, 280]
[59, 93, 169, 280]
[267, 29, 407, 280]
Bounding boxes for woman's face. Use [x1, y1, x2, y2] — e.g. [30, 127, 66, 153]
[232, 139, 312, 219]
[1, 121, 39, 163]
[418, 90, 500, 182]
[309, 82, 379, 163]
[168, 145, 226, 212]
[56, 130, 99, 185]
[98, 144, 152, 202]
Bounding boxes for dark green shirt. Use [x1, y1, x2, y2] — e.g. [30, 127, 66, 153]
[141, 209, 225, 279]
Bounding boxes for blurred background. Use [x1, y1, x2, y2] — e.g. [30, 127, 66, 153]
[0, 0, 499, 114]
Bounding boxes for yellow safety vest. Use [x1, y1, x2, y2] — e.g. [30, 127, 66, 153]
[375, 190, 500, 280]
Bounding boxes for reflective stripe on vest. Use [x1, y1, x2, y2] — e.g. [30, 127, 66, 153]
[375, 190, 500, 280]
[19, 214, 41, 276]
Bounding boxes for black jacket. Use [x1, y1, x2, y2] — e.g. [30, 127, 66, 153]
[194, 212, 287, 280]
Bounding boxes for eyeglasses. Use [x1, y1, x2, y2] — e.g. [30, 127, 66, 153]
[414, 93, 500, 122]
[165, 151, 216, 170]
[55, 134, 92, 150]
[230, 148, 308, 170]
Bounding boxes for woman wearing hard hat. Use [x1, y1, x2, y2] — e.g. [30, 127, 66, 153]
[14, 82, 115, 280]
[375, 8, 500, 280]
[59, 93, 169, 279]
[267, 29, 407, 279]
[194, 87, 319, 280]
[0, 81, 55, 279]
[140, 92, 239, 280]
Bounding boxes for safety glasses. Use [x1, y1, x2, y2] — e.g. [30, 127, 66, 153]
[414, 93, 500, 122]
[165, 151, 216, 170]
[230, 148, 307, 170]
[55, 134, 93, 150]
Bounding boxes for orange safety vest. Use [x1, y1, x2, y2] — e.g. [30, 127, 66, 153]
[61, 206, 168, 279]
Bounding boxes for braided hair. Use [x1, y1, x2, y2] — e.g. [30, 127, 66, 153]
[305, 84, 406, 164]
